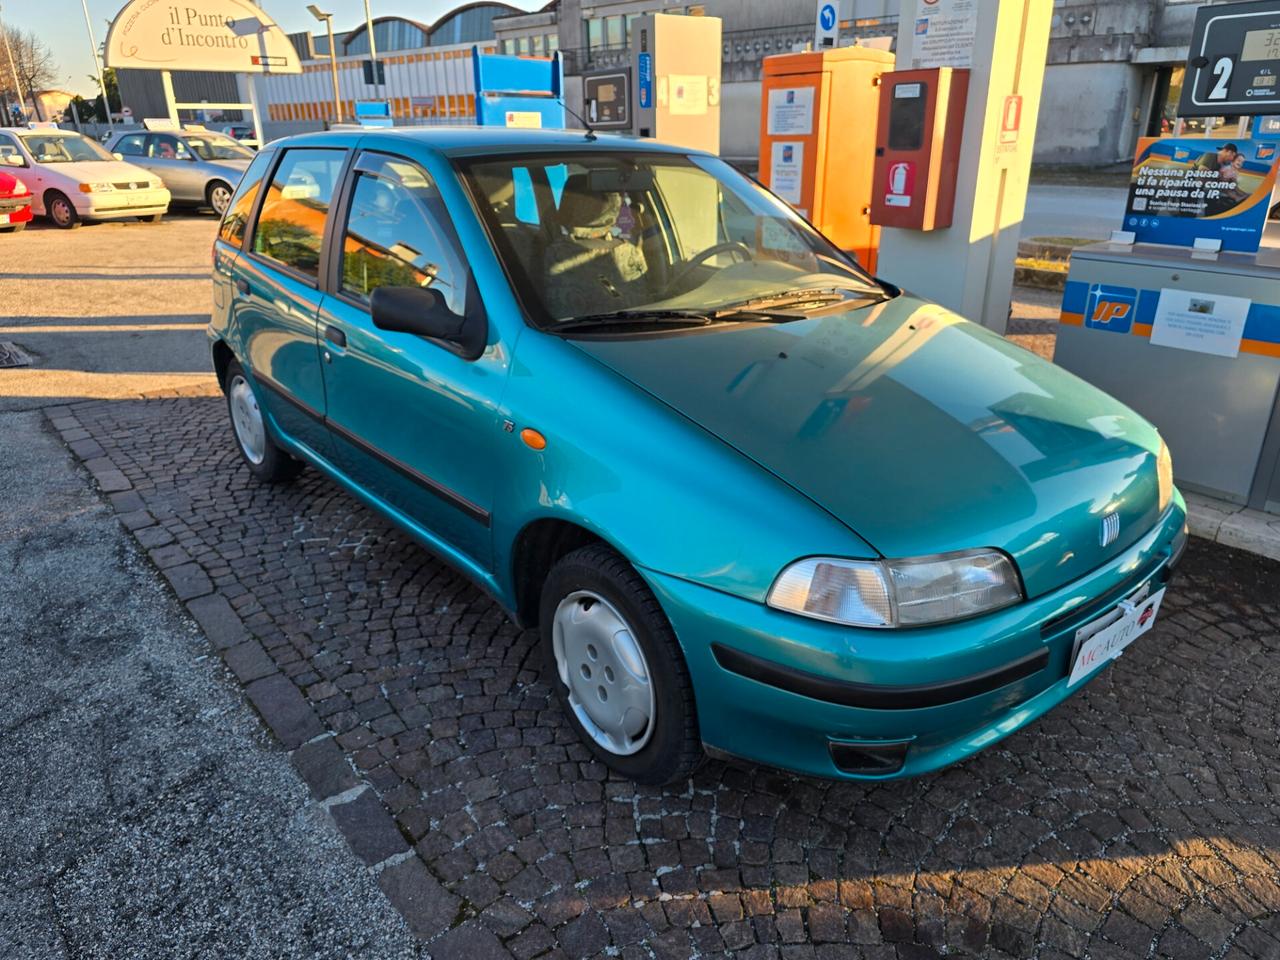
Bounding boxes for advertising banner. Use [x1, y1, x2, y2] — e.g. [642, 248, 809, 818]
[1123, 137, 1278, 253]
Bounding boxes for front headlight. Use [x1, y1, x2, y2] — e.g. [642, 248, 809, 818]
[79, 182, 115, 193]
[11, 178, 27, 195]
[1157, 439, 1173, 514]
[767, 550, 1023, 628]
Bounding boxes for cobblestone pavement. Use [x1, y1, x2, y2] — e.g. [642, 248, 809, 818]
[50, 395, 1280, 960]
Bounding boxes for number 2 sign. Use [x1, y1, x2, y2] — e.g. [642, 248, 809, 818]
[1178, 1, 1280, 117]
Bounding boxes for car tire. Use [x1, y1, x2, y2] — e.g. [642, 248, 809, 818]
[142, 213, 163, 224]
[45, 191, 79, 229]
[539, 543, 702, 785]
[207, 180, 234, 216]
[223, 358, 303, 483]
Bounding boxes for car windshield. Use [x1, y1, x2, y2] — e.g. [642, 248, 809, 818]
[459, 151, 887, 328]
[185, 133, 253, 161]
[18, 131, 114, 163]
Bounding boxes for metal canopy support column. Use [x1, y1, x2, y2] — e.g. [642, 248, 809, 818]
[162, 68, 264, 147]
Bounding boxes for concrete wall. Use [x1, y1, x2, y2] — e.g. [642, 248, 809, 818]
[720, 80, 761, 164]
[1032, 61, 1147, 166]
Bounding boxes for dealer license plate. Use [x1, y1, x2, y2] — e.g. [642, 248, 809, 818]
[1067, 582, 1165, 686]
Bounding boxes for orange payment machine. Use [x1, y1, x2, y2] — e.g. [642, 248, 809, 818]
[869, 67, 969, 232]
[758, 46, 894, 272]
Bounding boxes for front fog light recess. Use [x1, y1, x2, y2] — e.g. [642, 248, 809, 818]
[768, 550, 1022, 628]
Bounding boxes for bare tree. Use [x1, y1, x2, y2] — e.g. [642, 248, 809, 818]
[0, 27, 58, 122]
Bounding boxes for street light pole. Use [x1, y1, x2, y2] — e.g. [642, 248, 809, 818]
[307, 5, 342, 125]
[79, 0, 113, 129]
[362, 0, 380, 91]
[0, 5, 27, 123]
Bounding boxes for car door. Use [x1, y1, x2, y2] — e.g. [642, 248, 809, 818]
[233, 145, 349, 458]
[144, 133, 201, 202]
[316, 149, 498, 568]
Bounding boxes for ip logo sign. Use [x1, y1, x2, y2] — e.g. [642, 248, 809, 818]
[1084, 284, 1137, 334]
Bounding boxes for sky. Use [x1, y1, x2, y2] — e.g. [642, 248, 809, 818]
[19, 0, 543, 97]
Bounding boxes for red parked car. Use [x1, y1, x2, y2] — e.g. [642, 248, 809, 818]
[0, 166, 33, 233]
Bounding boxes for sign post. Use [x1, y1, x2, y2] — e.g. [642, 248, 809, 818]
[104, 0, 301, 145]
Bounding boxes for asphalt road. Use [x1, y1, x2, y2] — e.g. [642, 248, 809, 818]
[0, 214, 219, 412]
[0, 405, 429, 958]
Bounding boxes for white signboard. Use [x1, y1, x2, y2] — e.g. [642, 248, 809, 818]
[669, 75, 708, 116]
[770, 141, 804, 205]
[105, 0, 302, 74]
[767, 87, 814, 136]
[1149, 288, 1251, 358]
[815, 1, 839, 49]
[911, 0, 978, 69]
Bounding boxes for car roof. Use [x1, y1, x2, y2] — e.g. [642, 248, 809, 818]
[266, 126, 713, 160]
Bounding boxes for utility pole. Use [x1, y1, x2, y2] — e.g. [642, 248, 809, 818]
[0, 5, 26, 123]
[79, 0, 113, 129]
[307, 5, 343, 124]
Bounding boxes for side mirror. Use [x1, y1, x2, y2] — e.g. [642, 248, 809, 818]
[370, 285, 484, 359]
[1, 154, 22, 166]
[112, 151, 123, 160]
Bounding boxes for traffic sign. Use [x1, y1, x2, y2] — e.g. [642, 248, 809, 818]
[814, 1, 839, 49]
[1178, 0, 1280, 117]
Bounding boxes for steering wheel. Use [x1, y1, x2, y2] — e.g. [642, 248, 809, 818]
[666, 241, 754, 293]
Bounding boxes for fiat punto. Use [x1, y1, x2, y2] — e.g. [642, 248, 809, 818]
[209, 129, 1186, 784]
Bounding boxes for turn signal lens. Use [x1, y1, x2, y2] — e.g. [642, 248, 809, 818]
[1156, 439, 1173, 514]
[519, 428, 546, 450]
[768, 551, 1023, 628]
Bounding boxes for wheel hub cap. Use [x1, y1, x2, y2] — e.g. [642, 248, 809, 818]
[552, 591, 655, 756]
[228, 374, 266, 465]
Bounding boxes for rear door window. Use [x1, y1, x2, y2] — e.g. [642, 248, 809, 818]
[251, 148, 345, 279]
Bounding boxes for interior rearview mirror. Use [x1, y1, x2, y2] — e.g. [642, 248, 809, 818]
[370, 286, 484, 359]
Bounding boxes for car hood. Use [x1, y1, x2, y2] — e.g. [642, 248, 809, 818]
[40, 159, 157, 183]
[568, 295, 1166, 599]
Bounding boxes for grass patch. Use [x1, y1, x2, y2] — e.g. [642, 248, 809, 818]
[1025, 236, 1096, 248]
[1015, 257, 1069, 273]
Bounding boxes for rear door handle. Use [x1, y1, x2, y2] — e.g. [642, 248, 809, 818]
[324, 325, 347, 348]
[234, 278, 249, 295]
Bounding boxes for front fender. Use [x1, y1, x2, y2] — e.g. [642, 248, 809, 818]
[491, 330, 876, 606]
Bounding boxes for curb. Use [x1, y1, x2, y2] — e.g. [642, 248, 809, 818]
[43, 401, 474, 955]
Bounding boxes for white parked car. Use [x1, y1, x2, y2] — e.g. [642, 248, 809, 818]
[0, 125, 170, 229]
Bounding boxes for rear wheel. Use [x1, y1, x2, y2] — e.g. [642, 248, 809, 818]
[223, 358, 302, 483]
[45, 191, 79, 229]
[207, 180, 233, 216]
[540, 544, 702, 784]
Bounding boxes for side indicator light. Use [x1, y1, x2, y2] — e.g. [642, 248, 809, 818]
[520, 428, 547, 450]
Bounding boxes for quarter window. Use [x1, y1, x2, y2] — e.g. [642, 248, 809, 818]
[115, 133, 147, 156]
[252, 148, 345, 278]
[340, 153, 468, 316]
[218, 149, 274, 249]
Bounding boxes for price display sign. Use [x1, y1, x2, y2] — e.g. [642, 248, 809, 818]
[1178, 1, 1280, 117]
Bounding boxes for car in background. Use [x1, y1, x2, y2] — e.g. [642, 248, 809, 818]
[107, 125, 252, 216]
[215, 123, 257, 146]
[0, 125, 169, 229]
[0, 162, 33, 232]
[209, 129, 1186, 785]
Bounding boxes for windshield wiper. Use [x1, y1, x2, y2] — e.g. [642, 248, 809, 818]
[721, 287, 888, 312]
[551, 306, 806, 332]
[550, 309, 717, 331]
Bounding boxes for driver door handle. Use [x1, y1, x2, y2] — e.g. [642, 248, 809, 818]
[324, 325, 347, 348]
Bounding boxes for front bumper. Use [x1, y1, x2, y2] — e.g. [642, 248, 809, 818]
[644, 494, 1188, 781]
[78, 189, 171, 220]
[0, 195, 32, 223]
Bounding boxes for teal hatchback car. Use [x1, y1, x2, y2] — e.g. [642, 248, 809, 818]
[209, 128, 1187, 784]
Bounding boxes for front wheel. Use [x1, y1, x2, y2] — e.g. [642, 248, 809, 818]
[45, 191, 79, 229]
[540, 544, 702, 785]
[207, 180, 233, 216]
[223, 358, 302, 483]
